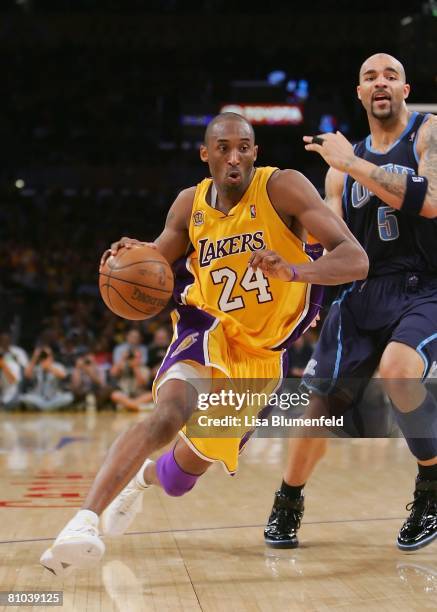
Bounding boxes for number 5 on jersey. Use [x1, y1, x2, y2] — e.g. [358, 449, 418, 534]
[211, 266, 273, 312]
[377, 206, 400, 241]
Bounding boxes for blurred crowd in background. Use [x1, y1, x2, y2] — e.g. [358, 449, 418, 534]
[0, 298, 318, 412]
[0, 1, 434, 411]
[0, 313, 175, 412]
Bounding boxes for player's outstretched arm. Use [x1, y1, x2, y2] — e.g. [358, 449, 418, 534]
[256, 169, 368, 285]
[100, 187, 194, 269]
[303, 118, 437, 219]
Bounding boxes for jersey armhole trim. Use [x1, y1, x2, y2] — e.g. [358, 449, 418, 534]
[413, 113, 432, 165]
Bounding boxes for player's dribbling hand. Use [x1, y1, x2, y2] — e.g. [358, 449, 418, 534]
[248, 250, 294, 282]
[99, 237, 157, 271]
[303, 131, 356, 172]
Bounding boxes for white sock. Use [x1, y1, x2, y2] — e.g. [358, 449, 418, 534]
[75, 509, 99, 524]
[135, 458, 154, 488]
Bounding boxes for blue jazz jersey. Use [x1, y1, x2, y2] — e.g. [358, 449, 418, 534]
[343, 112, 437, 277]
[302, 111, 437, 410]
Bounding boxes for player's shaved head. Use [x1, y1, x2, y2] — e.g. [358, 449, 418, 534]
[200, 111, 258, 199]
[359, 53, 406, 82]
[204, 112, 255, 145]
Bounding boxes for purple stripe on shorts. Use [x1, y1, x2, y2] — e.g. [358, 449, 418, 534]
[276, 284, 325, 351]
[273, 241, 324, 349]
[155, 305, 217, 380]
[238, 351, 289, 454]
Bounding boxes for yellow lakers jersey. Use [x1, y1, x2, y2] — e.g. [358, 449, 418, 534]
[179, 167, 314, 353]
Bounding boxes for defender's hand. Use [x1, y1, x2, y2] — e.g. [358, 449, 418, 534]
[303, 131, 356, 173]
[99, 237, 156, 270]
[248, 250, 294, 282]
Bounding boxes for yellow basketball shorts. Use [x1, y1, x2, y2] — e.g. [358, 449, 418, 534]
[153, 309, 286, 474]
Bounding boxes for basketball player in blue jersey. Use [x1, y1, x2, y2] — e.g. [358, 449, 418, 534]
[39, 112, 368, 576]
[265, 53, 437, 552]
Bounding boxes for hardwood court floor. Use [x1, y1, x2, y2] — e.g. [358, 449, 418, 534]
[0, 412, 436, 611]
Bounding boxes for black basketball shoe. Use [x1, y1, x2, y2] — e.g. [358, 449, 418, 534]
[397, 477, 437, 551]
[264, 491, 304, 548]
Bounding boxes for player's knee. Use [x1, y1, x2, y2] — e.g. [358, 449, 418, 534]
[156, 449, 200, 497]
[379, 371, 424, 413]
[379, 344, 424, 380]
[146, 403, 185, 447]
[379, 357, 418, 380]
[379, 355, 423, 409]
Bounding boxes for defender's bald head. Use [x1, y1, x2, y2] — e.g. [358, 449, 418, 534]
[359, 53, 406, 83]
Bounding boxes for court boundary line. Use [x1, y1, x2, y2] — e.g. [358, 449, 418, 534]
[0, 515, 405, 545]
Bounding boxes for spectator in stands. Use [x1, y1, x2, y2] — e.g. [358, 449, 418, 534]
[0, 348, 21, 410]
[70, 349, 110, 407]
[0, 330, 28, 370]
[110, 348, 152, 412]
[0, 330, 28, 410]
[58, 334, 82, 370]
[147, 325, 171, 378]
[92, 337, 113, 379]
[113, 328, 148, 365]
[20, 346, 73, 411]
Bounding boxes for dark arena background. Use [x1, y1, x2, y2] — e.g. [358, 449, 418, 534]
[0, 2, 436, 610]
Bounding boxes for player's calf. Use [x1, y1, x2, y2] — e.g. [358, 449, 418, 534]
[102, 448, 204, 536]
[101, 458, 155, 537]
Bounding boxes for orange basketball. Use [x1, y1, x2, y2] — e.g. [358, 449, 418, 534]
[99, 245, 174, 320]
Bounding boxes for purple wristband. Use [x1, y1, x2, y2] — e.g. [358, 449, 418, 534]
[289, 265, 299, 282]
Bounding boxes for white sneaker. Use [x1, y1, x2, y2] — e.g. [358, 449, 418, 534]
[101, 459, 153, 537]
[40, 512, 105, 578]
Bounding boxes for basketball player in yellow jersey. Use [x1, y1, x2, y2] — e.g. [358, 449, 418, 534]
[40, 112, 368, 577]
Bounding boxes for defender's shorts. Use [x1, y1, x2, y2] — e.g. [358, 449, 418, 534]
[303, 272, 437, 408]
